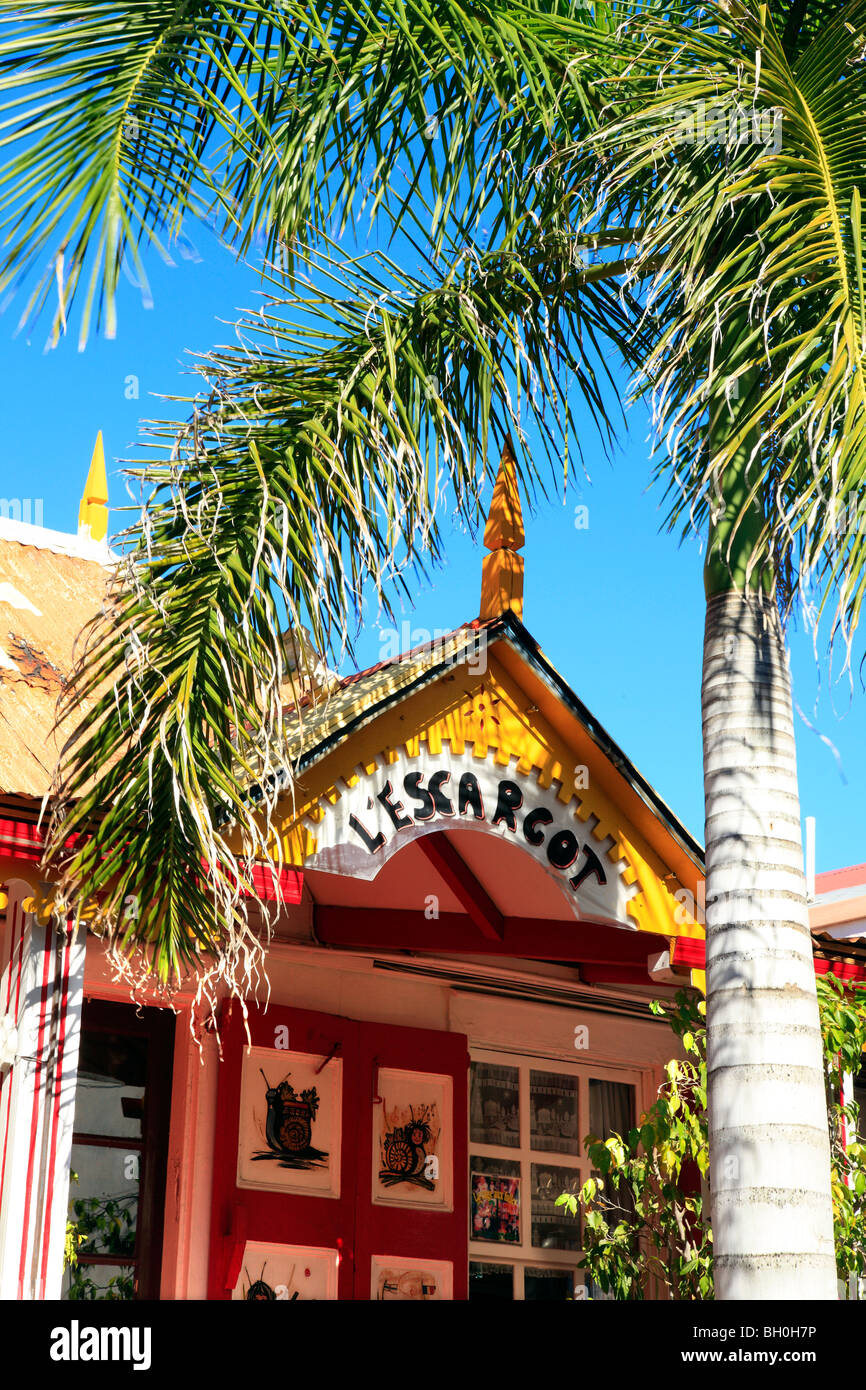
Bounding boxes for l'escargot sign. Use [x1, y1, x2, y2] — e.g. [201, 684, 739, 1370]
[303, 748, 635, 927]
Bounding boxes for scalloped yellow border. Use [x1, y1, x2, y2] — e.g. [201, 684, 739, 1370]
[266, 654, 704, 945]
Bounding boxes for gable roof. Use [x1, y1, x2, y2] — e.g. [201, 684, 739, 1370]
[0, 519, 704, 916]
[280, 610, 704, 875]
[264, 609, 707, 946]
[280, 620, 491, 770]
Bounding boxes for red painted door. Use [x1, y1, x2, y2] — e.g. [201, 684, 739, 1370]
[208, 1003, 360, 1300]
[208, 1002, 468, 1300]
[355, 1022, 469, 1300]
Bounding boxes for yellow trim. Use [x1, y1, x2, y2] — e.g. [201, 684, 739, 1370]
[620, 835, 704, 940]
[78, 430, 109, 542]
[263, 653, 704, 943]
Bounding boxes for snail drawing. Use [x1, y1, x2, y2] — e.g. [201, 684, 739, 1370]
[252, 1069, 327, 1171]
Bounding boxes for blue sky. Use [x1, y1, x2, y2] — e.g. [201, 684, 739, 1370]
[2, 220, 863, 874]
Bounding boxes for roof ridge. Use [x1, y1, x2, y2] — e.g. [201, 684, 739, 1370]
[0, 516, 116, 566]
[814, 863, 866, 893]
[280, 619, 488, 717]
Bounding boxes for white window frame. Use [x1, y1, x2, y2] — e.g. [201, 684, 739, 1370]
[468, 1045, 641, 1300]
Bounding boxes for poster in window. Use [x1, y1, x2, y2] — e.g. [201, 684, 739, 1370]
[231, 1241, 339, 1300]
[470, 1062, 520, 1147]
[372, 1068, 453, 1210]
[529, 1070, 579, 1154]
[470, 1172, 521, 1244]
[371, 1256, 453, 1300]
[237, 1046, 342, 1197]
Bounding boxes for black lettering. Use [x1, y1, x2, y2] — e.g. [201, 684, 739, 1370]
[428, 770, 454, 815]
[492, 780, 523, 831]
[570, 845, 607, 891]
[547, 830, 579, 870]
[403, 771, 435, 821]
[523, 807, 553, 847]
[376, 779, 412, 831]
[348, 813, 386, 853]
[457, 772, 485, 820]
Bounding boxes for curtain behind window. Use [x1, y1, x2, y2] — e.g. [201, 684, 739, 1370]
[587, 1079, 638, 1294]
[589, 1080, 634, 1142]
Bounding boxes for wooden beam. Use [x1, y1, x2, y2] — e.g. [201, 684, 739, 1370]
[0, 815, 304, 905]
[669, 935, 705, 972]
[416, 833, 505, 940]
[669, 933, 866, 985]
[315, 905, 668, 964]
[579, 965, 657, 987]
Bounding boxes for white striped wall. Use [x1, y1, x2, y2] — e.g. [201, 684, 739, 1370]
[0, 882, 85, 1299]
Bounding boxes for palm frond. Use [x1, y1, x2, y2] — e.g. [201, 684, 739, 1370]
[580, 0, 866, 635]
[46, 224, 637, 1000]
[0, 0, 605, 345]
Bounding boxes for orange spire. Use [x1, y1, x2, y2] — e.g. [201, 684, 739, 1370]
[479, 437, 525, 621]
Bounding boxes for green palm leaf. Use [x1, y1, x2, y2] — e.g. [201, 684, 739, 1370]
[0, 0, 606, 346]
[47, 226, 637, 998]
[16, 0, 866, 1005]
[579, 0, 866, 633]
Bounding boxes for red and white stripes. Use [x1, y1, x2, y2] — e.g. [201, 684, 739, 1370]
[0, 882, 85, 1299]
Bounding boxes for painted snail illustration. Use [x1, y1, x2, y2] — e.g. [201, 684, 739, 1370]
[382, 1116, 432, 1176]
[245, 1268, 277, 1301]
[261, 1070, 319, 1155]
[245, 1264, 300, 1301]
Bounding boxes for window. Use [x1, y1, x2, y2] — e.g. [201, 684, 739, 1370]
[468, 1049, 635, 1300]
[62, 1000, 174, 1301]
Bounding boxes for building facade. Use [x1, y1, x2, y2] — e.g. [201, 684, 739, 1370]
[0, 442, 862, 1300]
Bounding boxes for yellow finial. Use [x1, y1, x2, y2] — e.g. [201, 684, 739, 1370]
[78, 430, 108, 542]
[479, 436, 525, 621]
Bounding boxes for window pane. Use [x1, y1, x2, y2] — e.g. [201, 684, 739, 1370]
[69, 1143, 139, 1258]
[73, 1030, 147, 1139]
[470, 1062, 520, 1147]
[530, 1163, 581, 1251]
[62, 1263, 136, 1301]
[469, 1262, 514, 1300]
[471, 1158, 521, 1245]
[525, 1266, 577, 1301]
[587, 1277, 616, 1301]
[530, 1070, 579, 1154]
[589, 1079, 634, 1141]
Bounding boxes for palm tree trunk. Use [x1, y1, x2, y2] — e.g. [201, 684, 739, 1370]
[703, 585, 837, 1298]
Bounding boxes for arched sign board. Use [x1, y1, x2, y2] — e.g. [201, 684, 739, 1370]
[303, 748, 637, 929]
